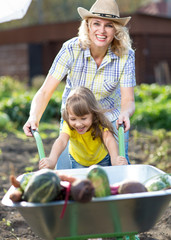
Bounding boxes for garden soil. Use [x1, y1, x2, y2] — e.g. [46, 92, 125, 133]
[0, 132, 170, 240]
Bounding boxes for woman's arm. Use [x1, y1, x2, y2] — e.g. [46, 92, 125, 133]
[23, 75, 61, 136]
[103, 131, 127, 166]
[116, 86, 135, 132]
[39, 132, 70, 169]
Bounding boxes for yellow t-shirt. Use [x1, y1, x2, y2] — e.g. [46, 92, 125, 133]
[61, 121, 108, 166]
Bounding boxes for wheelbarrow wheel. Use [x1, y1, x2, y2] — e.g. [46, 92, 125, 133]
[123, 235, 140, 240]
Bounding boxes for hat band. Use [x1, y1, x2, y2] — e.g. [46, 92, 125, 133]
[92, 12, 119, 19]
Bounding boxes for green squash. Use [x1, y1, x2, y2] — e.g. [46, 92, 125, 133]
[145, 174, 171, 192]
[87, 165, 111, 197]
[23, 169, 61, 203]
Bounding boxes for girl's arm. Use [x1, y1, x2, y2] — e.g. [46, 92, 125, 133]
[23, 75, 61, 137]
[39, 132, 70, 169]
[103, 131, 128, 166]
[116, 86, 135, 132]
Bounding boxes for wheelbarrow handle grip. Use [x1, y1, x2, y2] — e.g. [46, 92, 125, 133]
[30, 128, 46, 160]
[118, 124, 125, 158]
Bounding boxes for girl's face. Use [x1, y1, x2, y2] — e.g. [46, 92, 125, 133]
[68, 109, 93, 134]
[88, 18, 116, 49]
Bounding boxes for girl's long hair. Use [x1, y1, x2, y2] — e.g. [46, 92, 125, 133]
[62, 86, 115, 144]
[78, 19, 132, 57]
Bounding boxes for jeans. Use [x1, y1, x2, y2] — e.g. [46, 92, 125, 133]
[70, 153, 112, 169]
[56, 119, 130, 169]
[56, 119, 71, 169]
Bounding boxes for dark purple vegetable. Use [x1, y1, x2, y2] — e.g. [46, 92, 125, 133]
[110, 181, 147, 195]
[70, 179, 95, 203]
[9, 189, 23, 202]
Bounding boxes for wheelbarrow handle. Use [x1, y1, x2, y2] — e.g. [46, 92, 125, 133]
[118, 124, 125, 158]
[30, 128, 46, 160]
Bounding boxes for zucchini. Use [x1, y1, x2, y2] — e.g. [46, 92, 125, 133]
[87, 165, 111, 197]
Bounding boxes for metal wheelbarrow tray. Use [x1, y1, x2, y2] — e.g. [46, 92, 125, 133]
[2, 164, 171, 240]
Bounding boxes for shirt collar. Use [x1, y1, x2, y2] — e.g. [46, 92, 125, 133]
[84, 45, 118, 60]
[108, 45, 118, 60]
[84, 48, 91, 58]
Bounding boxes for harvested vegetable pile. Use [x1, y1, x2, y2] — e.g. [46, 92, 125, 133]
[9, 166, 171, 206]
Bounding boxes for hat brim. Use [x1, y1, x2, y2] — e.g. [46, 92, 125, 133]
[77, 7, 131, 26]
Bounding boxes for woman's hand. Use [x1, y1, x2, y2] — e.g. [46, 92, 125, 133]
[39, 158, 56, 170]
[116, 113, 130, 132]
[112, 156, 128, 166]
[23, 117, 39, 137]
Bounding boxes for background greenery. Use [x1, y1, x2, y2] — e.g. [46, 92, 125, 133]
[0, 76, 171, 132]
[132, 84, 171, 130]
[0, 76, 170, 172]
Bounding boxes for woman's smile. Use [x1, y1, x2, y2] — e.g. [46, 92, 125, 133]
[88, 18, 115, 48]
[96, 34, 107, 41]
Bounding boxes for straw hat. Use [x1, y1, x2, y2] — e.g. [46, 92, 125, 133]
[77, 0, 131, 26]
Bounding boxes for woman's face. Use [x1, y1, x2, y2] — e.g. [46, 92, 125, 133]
[88, 18, 116, 49]
[68, 108, 93, 134]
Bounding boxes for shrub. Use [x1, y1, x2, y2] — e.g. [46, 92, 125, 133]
[0, 111, 10, 130]
[0, 76, 25, 98]
[0, 78, 63, 129]
[1, 77, 171, 131]
[131, 84, 171, 130]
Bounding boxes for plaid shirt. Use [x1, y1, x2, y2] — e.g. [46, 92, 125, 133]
[49, 37, 136, 121]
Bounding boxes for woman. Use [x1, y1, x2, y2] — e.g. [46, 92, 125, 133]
[39, 87, 127, 170]
[23, 0, 136, 167]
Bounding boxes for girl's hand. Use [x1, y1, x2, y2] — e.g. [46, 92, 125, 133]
[112, 156, 128, 166]
[39, 158, 55, 170]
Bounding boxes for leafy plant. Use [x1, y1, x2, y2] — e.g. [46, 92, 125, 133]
[0, 76, 25, 98]
[0, 112, 10, 130]
[0, 78, 64, 129]
[131, 84, 171, 130]
[1, 78, 171, 131]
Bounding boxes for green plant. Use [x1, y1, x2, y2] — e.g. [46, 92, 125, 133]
[1, 78, 171, 132]
[0, 77, 64, 129]
[0, 76, 25, 98]
[0, 217, 20, 240]
[132, 84, 171, 130]
[0, 111, 10, 130]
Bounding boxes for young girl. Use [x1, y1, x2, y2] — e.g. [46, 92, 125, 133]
[39, 87, 127, 169]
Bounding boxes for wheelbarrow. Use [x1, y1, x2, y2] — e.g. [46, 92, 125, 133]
[1, 126, 171, 240]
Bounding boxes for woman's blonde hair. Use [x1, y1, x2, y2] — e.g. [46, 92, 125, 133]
[62, 86, 115, 144]
[78, 19, 132, 57]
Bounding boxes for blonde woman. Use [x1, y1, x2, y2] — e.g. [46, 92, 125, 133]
[23, 0, 136, 167]
[39, 87, 127, 169]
